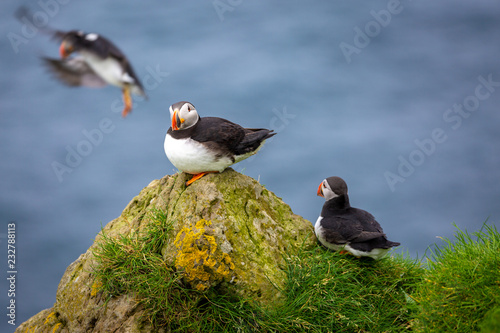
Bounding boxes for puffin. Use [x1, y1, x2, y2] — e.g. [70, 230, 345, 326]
[164, 101, 276, 185]
[315, 176, 400, 260]
[42, 29, 147, 117]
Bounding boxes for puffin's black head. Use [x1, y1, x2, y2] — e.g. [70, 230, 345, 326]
[317, 176, 348, 201]
[59, 30, 99, 58]
[169, 101, 199, 131]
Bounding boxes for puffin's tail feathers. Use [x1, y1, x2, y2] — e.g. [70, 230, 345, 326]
[385, 240, 401, 248]
[350, 237, 400, 252]
[235, 129, 276, 155]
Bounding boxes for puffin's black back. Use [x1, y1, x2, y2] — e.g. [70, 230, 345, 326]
[320, 195, 400, 250]
[62, 31, 144, 92]
[63, 31, 125, 60]
[168, 116, 275, 157]
[191, 117, 245, 148]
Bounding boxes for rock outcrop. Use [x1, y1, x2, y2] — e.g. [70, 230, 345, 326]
[17, 169, 315, 332]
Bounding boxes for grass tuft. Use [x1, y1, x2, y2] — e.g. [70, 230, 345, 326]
[412, 223, 500, 332]
[92, 212, 499, 332]
[92, 208, 197, 328]
[271, 247, 423, 332]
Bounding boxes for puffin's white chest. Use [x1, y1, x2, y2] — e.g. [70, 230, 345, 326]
[314, 216, 345, 252]
[164, 134, 232, 174]
[81, 51, 131, 87]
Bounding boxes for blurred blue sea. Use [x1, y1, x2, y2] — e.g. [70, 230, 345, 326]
[1, 0, 500, 329]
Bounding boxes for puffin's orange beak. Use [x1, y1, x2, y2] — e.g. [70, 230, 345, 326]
[59, 41, 72, 58]
[172, 110, 179, 130]
[172, 110, 185, 130]
[317, 182, 324, 197]
[59, 42, 67, 58]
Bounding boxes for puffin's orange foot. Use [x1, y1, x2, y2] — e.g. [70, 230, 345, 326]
[339, 250, 349, 255]
[186, 172, 208, 186]
[186, 172, 218, 186]
[121, 87, 132, 118]
[122, 105, 132, 118]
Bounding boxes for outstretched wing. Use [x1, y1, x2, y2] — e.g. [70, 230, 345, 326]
[42, 57, 108, 88]
[15, 6, 66, 41]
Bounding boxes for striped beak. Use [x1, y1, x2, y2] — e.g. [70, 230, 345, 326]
[317, 182, 324, 197]
[171, 110, 185, 131]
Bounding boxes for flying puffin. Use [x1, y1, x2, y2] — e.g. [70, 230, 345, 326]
[315, 176, 400, 260]
[42, 29, 147, 117]
[164, 101, 276, 185]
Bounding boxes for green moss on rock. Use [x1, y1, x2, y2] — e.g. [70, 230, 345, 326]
[161, 169, 316, 305]
[16, 169, 315, 332]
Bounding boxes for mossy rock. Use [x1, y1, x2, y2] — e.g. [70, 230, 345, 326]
[16, 169, 315, 332]
[162, 169, 315, 304]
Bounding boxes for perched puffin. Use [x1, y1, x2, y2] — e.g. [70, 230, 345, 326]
[42, 30, 146, 117]
[164, 101, 276, 185]
[315, 176, 400, 260]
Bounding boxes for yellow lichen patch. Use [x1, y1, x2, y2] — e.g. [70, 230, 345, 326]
[222, 253, 235, 270]
[91, 280, 103, 297]
[174, 219, 235, 290]
[52, 322, 63, 332]
[42, 310, 63, 332]
[44, 311, 56, 325]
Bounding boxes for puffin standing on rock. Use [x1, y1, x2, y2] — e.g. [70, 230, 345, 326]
[315, 176, 400, 260]
[42, 30, 147, 117]
[164, 101, 276, 186]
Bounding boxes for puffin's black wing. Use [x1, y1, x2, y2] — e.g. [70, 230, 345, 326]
[191, 117, 246, 150]
[15, 6, 67, 41]
[320, 217, 361, 244]
[346, 208, 401, 249]
[15, 6, 55, 36]
[75, 34, 126, 60]
[42, 57, 107, 88]
[321, 214, 386, 244]
[319, 218, 351, 245]
[233, 128, 276, 155]
[349, 208, 386, 231]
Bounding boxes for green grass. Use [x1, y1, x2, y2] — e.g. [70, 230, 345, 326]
[411, 223, 500, 332]
[478, 306, 500, 333]
[92, 213, 500, 332]
[147, 250, 421, 332]
[178, 248, 422, 332]
[262, 248, 423, 332]
[92, 209, 197, 328]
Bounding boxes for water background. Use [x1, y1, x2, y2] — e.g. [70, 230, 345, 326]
[1, 0, 500, 329]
